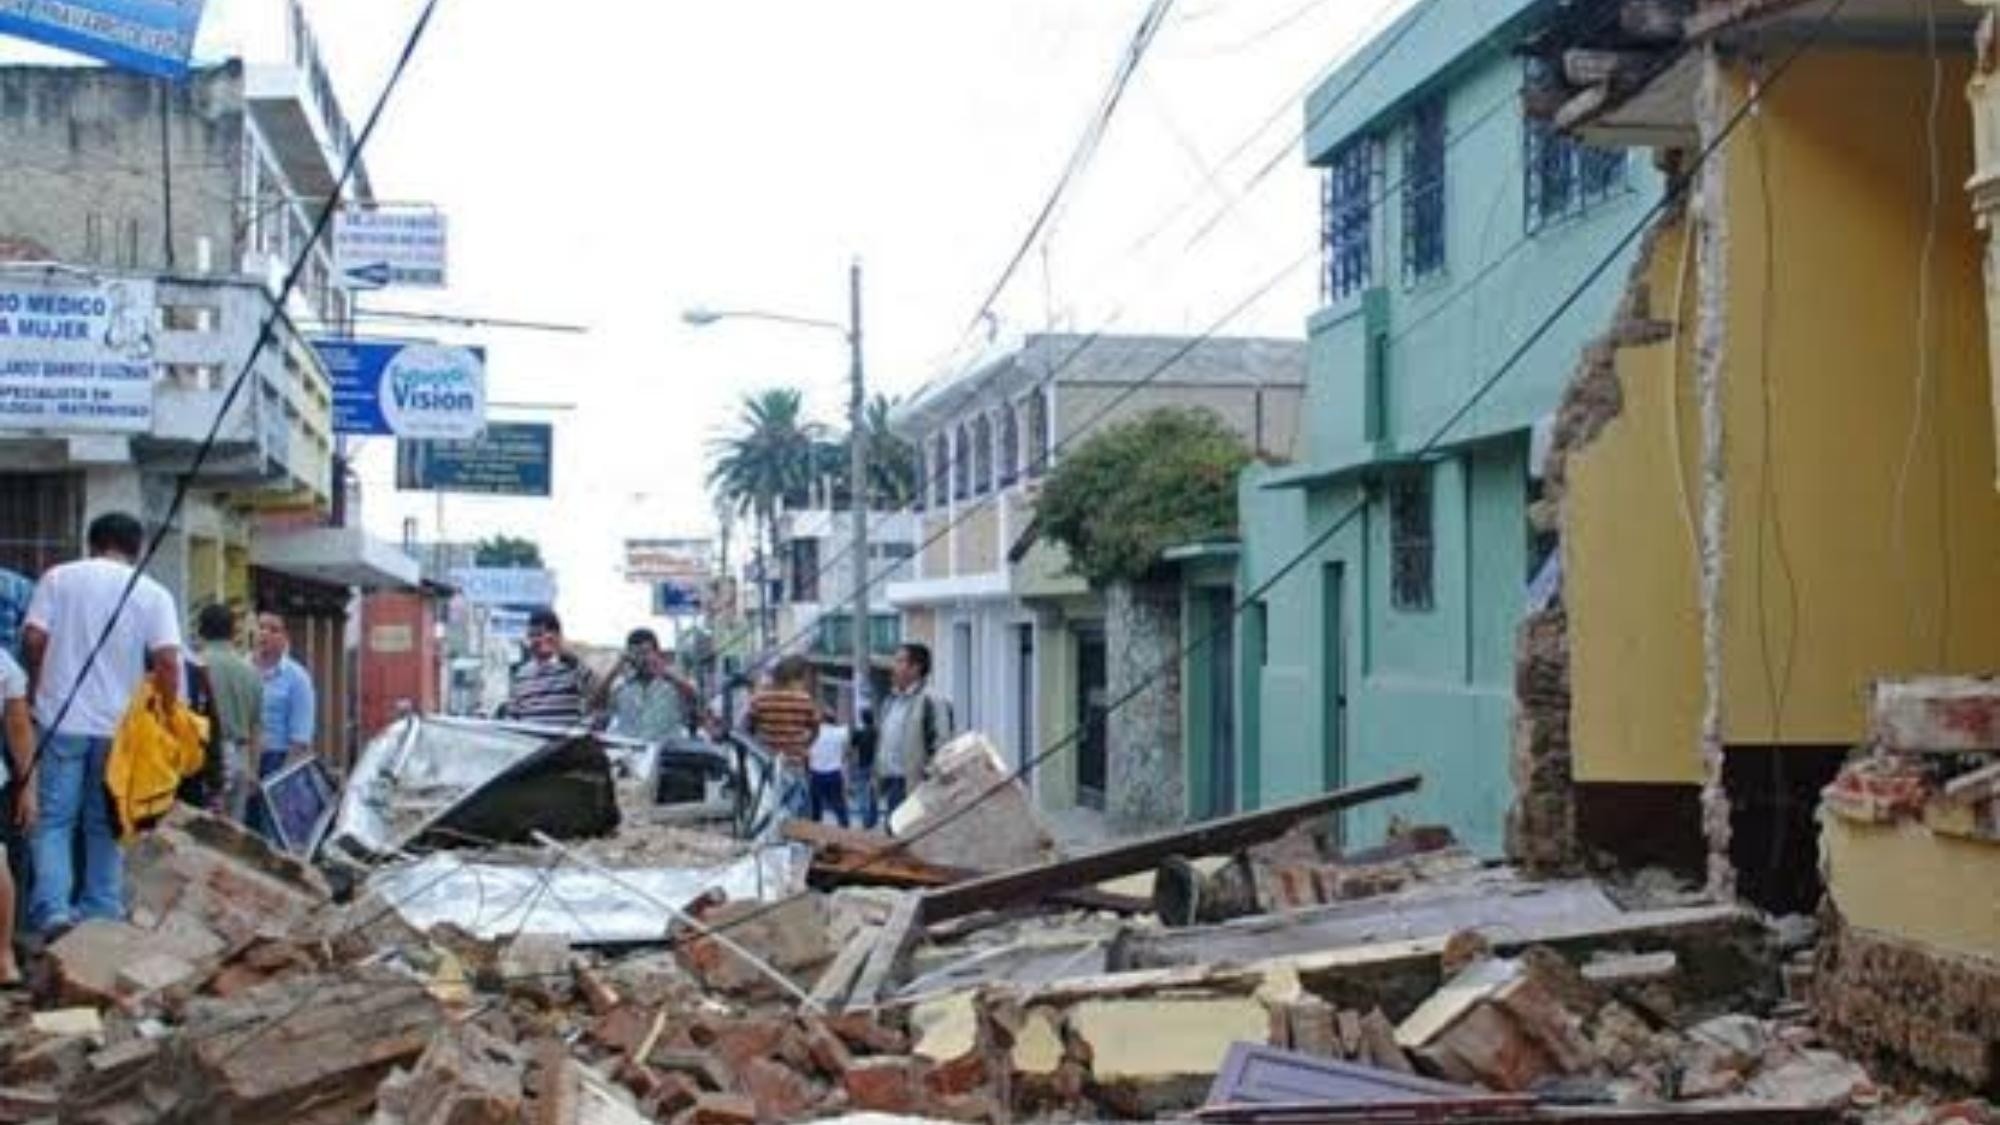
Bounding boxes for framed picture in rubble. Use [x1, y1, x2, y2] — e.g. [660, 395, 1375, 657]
[262, 758, 339, 859]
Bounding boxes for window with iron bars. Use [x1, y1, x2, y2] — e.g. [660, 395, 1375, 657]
[1524, 119, 1627, 233]
[1402, 97, 1447, 283]
[1389, 466, 1435, 613]
[1321, 139, 1375, 302]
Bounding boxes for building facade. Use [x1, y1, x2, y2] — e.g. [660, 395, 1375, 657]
[0, 7, 414, 765]
[771, 506, 916, 710]
[1227, 0, 1661, 855]
[889, 333, 1304, 819]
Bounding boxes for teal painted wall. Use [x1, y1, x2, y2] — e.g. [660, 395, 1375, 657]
[1228, 10, 1660, 856]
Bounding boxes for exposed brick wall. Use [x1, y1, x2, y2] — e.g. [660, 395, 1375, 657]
[1508, 199, 1682, 877]
[1816, 910, 2000, 1095]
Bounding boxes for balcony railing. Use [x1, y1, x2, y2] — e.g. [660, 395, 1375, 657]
[811, 613, 901, 659]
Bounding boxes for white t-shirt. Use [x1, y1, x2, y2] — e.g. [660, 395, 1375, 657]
[26, 557, 182, 738]
[808, 724, 850, 774]
[0, 648, 23, 787]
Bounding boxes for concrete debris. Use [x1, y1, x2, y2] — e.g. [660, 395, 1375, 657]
[0, 747, 1975, 1125]
[886, 735, 1058, 873]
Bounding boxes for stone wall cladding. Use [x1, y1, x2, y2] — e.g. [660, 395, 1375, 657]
[1106, 580, 1185, 833]
[1508, 185, 1682, 877]
[1816, 911, 2000, 1095]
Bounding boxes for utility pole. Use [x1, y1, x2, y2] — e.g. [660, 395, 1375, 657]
[847, 260, 869, 723]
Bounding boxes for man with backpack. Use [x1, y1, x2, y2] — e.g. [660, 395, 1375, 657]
[875, 643, 954, 821]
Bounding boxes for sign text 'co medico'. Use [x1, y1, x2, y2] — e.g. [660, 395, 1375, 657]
[311, 337, 486, 440]
[0, 279, 156, 434]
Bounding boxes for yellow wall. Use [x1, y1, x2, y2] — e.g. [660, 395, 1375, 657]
[1717, 52, 2000, 746]
[1567, 216, 1706, 784]
[1823, 816, 2000, 961]
[959, 504, 1000, 575]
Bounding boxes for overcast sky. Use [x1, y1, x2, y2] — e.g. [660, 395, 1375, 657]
[12, 0, 1408, 642]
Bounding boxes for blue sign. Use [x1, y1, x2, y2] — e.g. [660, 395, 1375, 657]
[0, 0, 209, 79]
[311, 337, 486, 439]
[396, 421, 553, 497]
[652, 580, 703, 616]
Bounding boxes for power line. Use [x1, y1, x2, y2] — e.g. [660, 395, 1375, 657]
[21, 0, 447, 781]
[713, 85, 1522, 689]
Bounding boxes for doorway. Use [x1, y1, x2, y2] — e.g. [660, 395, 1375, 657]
[1075, 624, 1108, 810]
[1203, 587, 1238, 817]
[1013, 624, 1036, 779]
[1322, 563, 1348, 835]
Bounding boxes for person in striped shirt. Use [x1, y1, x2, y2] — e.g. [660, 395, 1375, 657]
[746, 655, 822, 817]
[502, 608, 596, 728]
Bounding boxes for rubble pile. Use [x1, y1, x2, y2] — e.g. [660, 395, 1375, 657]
[0, 724, 1990, 1124]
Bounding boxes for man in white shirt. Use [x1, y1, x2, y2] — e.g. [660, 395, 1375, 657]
[21, 512, 182, 937]
[807, 719, 850, 828]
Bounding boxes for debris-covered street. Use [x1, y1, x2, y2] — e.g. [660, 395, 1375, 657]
[0, 721, 1984, 1124]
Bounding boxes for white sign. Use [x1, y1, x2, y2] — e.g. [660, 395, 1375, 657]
[379, 343, 485, 440]
[624, 538, 714, 584]
[335, 208, 448, 290]
[452, 567, 556, 607]
[0, 277, 156, 433]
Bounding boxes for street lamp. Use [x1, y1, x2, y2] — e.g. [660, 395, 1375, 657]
[684, 262, 871, 719]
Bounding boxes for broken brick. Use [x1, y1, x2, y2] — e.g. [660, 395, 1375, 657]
[802, 1020, 854, 1078]
[738, 1057, 820, 1121]
[924, 1050, 988, 1099]
[843, 1056, 926, 1115]
[687, 1092, 758, 1125]
[826, 1012, 908, 1055]
[642, 1070, 702, 1119]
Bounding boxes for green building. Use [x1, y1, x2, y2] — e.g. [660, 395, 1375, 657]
[1194, 0, 1662, 853]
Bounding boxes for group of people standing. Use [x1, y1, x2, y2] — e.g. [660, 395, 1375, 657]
[742, 642, 955, 831]
[0, 512, 320, 984]
[497, 612, 957, 835]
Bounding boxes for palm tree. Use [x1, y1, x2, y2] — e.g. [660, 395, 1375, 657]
[707, 389, 824, 647]
[814, 394, 921, 510]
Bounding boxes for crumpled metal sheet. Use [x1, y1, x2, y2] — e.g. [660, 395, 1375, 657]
[364, 845, 808, 944]
[326, 717, 659, 864]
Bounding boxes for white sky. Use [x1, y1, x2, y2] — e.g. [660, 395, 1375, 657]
[10, 0, 1410, 643]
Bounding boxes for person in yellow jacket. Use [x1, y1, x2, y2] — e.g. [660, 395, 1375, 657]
[106, 681, 207, 845]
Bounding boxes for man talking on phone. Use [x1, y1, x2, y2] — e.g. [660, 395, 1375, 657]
[598, 628, 701, 742]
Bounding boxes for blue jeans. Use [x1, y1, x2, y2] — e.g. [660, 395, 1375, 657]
[809, 769, 849, 828]
[850, 764, 879, 830]
[29, 732, 123, 935]
[878, 775, 908, 826]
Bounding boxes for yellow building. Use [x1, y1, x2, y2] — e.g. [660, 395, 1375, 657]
[1521, 0, 2000, 1089]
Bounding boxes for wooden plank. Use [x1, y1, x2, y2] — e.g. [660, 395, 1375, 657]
[783, 818, 1151, 915]
[918, 775, 1421, 925]
[809, 928, 878, 1012]
[850, 894, 922, 1007]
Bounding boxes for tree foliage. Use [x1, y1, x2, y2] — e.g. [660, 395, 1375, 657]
[1037, 408, 1251, 586]
[473, 534, 543, 568]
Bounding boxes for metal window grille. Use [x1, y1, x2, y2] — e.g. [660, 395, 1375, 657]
[1524, 119, 1628, 232]
[789, 538, 819, 603]
[932, 435, 951, 506]
[1389, 468, 1435, 612]
[999, 406, 1019, 486]
[953, 424, 971, 501]
[1401, 97, 1447, 283]
[1026, 392, 1050, 478]
[972, 416, 993, 495]
[1322, 140, 1374, 302]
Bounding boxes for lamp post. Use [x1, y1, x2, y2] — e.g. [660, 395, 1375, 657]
[685, 261, 871, 719]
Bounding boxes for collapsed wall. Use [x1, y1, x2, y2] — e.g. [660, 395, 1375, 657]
[1509, 192, 1684, 876]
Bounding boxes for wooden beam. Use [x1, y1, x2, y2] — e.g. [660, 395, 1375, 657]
[850, 894, 923, 1007]
[919, 775, 1421, 925]
[783, 819, 1151, 914]
[809, 928, 878, 1012]
[1562, 48, 1660, 87]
